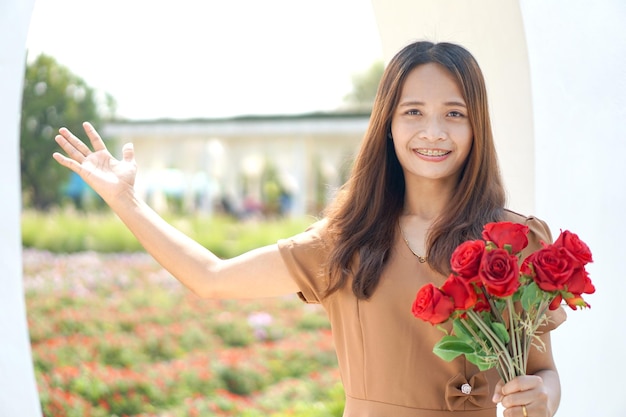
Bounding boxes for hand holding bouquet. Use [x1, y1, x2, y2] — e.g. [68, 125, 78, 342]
[412, 222, 594, 382]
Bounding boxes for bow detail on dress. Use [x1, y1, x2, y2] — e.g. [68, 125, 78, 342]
[445, 372, 490, 411]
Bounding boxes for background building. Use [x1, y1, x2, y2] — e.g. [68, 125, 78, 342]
[103, 113, 369, 217]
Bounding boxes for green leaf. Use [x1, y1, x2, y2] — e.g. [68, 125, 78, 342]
[503, 243, 513, 254]
[490, 322, 510, 344]
[433, 335, 475, 362]
[466, 353, 494, 371]
[452, 319, 473, 342]
[521, 282, 541, 311]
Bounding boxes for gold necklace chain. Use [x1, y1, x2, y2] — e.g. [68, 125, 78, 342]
[399, 225, 428, 263]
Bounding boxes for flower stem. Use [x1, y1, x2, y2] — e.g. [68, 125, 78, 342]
[459, 318, 507, 380]
[467, 310, 515, 381]
[506, 298, 522, 376]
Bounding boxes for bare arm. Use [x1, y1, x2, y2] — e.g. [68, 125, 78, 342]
[53, 122, 299, 299]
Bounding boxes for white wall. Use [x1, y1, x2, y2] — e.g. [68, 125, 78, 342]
[520, 2, 626, 416]
[0, 0, 43, 416]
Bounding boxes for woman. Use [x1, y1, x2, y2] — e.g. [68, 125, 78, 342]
[53, 41, 564, 416]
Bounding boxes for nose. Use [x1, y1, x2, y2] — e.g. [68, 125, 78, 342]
[418, 116, 446, 142]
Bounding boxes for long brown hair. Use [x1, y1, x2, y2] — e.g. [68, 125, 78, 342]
[323, 41, 505, 299]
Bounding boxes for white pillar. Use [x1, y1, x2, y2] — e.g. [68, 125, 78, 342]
[0, 0, 43, 416]
[520, 2, 626, 416]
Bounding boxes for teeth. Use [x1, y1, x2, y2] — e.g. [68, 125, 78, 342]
[417, 149, 449, 157]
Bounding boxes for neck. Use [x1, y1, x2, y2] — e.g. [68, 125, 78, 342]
[398, 176, 456, 261]
[402, 176, 456, 221]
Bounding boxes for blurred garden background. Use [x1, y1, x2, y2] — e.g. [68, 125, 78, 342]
[21, 3, 384, 415]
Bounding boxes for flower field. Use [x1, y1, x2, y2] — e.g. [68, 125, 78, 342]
[24, 249, 344, 417]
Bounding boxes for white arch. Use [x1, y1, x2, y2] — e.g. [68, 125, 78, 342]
[0, 0, 42, 416]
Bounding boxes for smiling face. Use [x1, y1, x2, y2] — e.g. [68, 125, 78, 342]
[390, 62, 473, 188]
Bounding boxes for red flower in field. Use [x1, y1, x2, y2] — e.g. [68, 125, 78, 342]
[482, 221, 529, 254]
[412, 283, 455, 325]
[450, 240, 484, 281]
[441, 274, 478, 310]
[99, 399, 111, 411]
[479, 248, 520, 297]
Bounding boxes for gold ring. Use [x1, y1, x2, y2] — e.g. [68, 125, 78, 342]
[522, 404, 528, 417]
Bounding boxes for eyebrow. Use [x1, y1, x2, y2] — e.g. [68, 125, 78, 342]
[398, 100, 467, 107]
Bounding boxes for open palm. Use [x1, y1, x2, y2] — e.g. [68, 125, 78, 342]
[53, 122, 137, 204]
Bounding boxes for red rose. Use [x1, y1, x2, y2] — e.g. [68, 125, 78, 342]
[482, 222, 529, 254]
[479, 248, 520, 297]
[412, 283, 455, 325]
[473, 289, 491, 312]
[441, 274, 478, 310]
[525, 246, 578, 292]
[564, 267, 595, 296]
[450, 240, 485, 281]
[553, 230, 593, 265]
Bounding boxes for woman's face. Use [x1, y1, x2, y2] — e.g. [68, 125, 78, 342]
[390, 63, 473, 187]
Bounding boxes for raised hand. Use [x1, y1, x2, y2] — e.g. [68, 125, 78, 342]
[53, 122, 137, 205]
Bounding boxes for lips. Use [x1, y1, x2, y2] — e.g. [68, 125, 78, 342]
[415, 148, 451, 157]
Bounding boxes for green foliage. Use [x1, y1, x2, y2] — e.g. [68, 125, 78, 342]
[217, 364, 269, 396]
[213, 321, 255, 347]
[21, 54, 116, 209]
[21, 209, 316, 255]
[343, 60, 384, 111]
[296, 312, 331, 331]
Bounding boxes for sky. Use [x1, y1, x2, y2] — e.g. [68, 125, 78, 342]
[25, 0, 383, 120]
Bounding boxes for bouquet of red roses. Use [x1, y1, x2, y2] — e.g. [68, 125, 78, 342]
[411, 222, 594, 382]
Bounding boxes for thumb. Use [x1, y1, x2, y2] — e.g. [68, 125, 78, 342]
[492, 380, 504, 403]
[122, 143, 135, 163]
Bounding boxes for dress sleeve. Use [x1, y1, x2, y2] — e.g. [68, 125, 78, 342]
[520, 214, 568, 332]
[277, 219, 330, 304]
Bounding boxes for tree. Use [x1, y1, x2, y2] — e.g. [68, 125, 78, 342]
[20, 54, 116, 209]
[343, 60, 385, 111]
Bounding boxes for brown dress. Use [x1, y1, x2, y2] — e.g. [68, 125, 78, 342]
[278, 210, 567, 417]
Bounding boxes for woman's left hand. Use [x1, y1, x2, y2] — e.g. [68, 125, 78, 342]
[492, 375, 550, 417]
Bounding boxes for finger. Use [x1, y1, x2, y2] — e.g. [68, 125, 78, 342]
[492, 380, 504, 403]
[52, 151, 84, 174]
[502, 404, 531, 417]
[58, 127, 92, 158]
[122, 143, 135, 163]
[502, 375, 542, 395]
[55, 133, 87, 163]
[83, 121, 107, 152]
